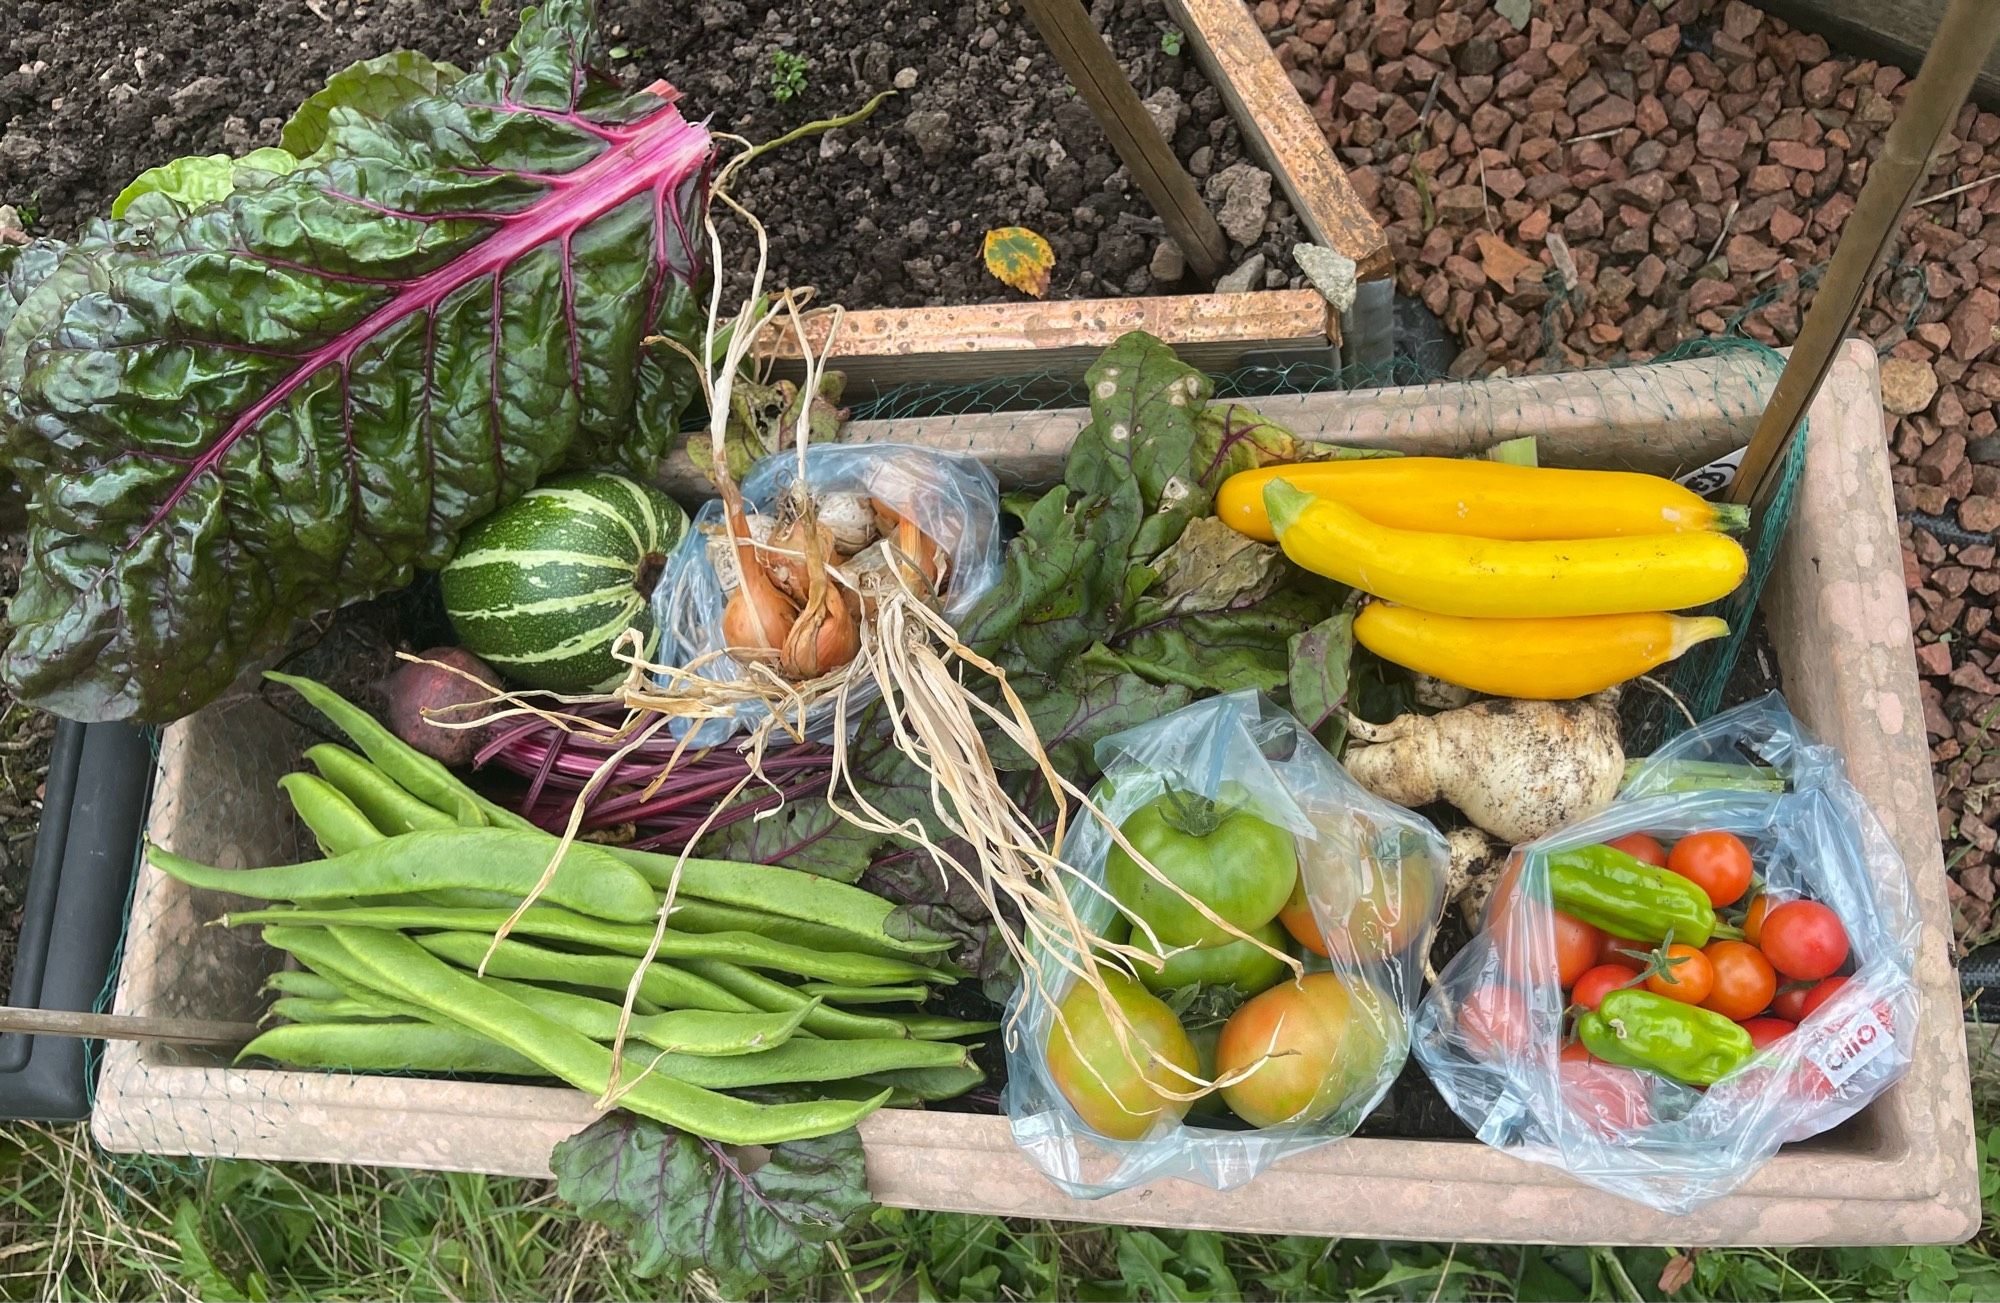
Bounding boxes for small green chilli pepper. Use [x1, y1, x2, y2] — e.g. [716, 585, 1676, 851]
[1546, 844, 1721, 947]
[1575, 988, 1755, 1087]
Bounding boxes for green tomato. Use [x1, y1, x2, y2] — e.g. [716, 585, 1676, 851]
[1133, 918, 1293, 996]
[1105, 789, 1300, 949]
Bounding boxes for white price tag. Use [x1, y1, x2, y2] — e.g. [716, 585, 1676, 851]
[1807, 1004, 1895, 1090]
[1676, 447, 1745, 498]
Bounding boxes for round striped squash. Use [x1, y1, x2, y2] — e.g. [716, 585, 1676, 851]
[441, 472, 689, 692]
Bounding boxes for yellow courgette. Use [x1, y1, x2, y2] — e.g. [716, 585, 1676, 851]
[1265, 481, 1746, 618]
[1354, 605, 1730, 699]
[1218, 457, 1749, 543]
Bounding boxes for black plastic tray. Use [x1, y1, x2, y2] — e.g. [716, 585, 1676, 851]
[0, 721, 152, 1121]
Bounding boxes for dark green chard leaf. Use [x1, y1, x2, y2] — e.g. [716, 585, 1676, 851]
[0, 0, 710, 723]
[550, 1114, 872, 1294]
[279, 50, 469, 157]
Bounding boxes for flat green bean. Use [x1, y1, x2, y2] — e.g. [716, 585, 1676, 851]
[238, 1021, 544, 1077]
[665, 897, 952, 959]
[263, 970, 345, 1001]
[263, 926, 455, 1024]
[617, 848, 945, 951]
[629, 1035, 975, 1090]
[798, 982, 929, 1006]
[863, 1061, 987, 1102]
[266, 676, 961, 972]
[268, 995, 395, 1025]
[479, 977, 815, 1057]
[681, 959, 916, 1041]
[266, 672, 510, 829]
[305, 745, 456, 836]
[329, 927, 889, 1144]
[895, 1014, 1002, 1041]
[223, 902, 941, 987]
[156, 828, 656, 923]
[414, 932, 763, 1016]
[280, 773, 385, 857]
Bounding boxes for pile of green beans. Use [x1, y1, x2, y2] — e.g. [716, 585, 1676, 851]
[148, 673, 995, 1146]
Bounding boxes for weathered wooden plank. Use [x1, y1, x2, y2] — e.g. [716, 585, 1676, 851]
[1163, 0, 1392, 279]
[1021, 0, 1232, 281]
[752, 289, 1335, 390]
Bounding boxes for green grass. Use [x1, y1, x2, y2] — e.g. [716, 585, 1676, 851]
[6, 1043, 2000, 1301]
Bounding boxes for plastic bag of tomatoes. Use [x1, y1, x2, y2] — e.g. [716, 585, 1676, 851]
[1003, 690, 1449, 1197]
[1411, 692, 1920, 1213]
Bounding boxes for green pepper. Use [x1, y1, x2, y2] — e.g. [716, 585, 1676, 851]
[1575, 989, 1755, 1087]
[1546, 844, 1718, 947]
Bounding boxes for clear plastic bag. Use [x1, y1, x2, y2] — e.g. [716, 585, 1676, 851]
[1412, 692, 1921, 1213]
[649, 443, 1003, 746]
[1004, 690, 1448, 1198]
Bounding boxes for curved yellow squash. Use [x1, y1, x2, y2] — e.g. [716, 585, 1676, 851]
[1218, 458, 1749, 543]
[1265, 481, 1746, 618]
[1355, 605, 1731, 699]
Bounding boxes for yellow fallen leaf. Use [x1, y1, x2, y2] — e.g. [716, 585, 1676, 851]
[983, 226, 1054, 298]
[1474, 231, 1541, 292]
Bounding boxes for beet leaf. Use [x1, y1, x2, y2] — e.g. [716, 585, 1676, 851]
[0, 0, 710, 722]
[550, 1113, 871, 1294]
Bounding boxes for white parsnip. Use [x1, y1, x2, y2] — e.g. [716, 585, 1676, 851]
[1343, 694, 1624, 844]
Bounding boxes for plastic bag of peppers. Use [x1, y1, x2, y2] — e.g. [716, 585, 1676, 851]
[1412, 693, 1920, 1213]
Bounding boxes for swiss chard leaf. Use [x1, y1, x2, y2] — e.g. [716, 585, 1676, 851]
[0, 0, 710, 722]
[550, 1114, 872, 1295]
[110, 148, 303, 219]
[279, 50, 469, 158]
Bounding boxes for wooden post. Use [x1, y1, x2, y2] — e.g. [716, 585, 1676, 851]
[1021, 0, 1232, 282]
[1730, 0, 2000, 506]
[0, 1006, 260, 1048]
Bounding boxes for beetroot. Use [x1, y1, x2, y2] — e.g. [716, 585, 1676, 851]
[385, 647, 503, 768]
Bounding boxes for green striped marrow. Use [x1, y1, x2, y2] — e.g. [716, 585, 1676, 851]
[441, 473, 688, 692]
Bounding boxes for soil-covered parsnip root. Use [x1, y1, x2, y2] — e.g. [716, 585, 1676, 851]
[1444, 827, 1506, 927]
[1343, 694, 1623, 844]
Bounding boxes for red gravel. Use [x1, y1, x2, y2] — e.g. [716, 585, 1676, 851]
[1258, 0, 2000, 943]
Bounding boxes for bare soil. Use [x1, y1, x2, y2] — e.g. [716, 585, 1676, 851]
[0, 0, 1303, 306]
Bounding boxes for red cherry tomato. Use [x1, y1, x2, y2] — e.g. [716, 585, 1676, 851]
[1552, 911, 1604, 989]
[1700, 940, 1779, 1021]
[1667, 830, 1755, 907]
[1606, 833, 1669, 867]
[1495, 905, 1603, 990]
[1771, 984, 1811, 1022]
[1559, 1040, 1596, 1063]
[1759, 901, 1850, 981]
[1738, 1016, 1797, 1050]
[1799, 975, 1849, 1019]
[1458, 985, 1532, 1061]
[1644, 943, 1715, 1005]
[1570, 963, 1637, 1012]
[1595, 932, 1646, 973]
[1559, 1058, 1654, 1135]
